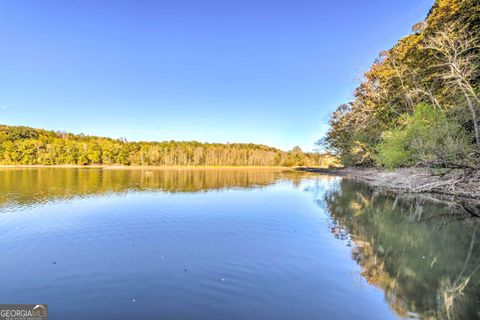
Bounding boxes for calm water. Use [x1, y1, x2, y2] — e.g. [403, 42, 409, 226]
[0, 168, 479, 319]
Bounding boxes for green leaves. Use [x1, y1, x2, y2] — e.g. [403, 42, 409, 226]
[375, 104, 473, 168]
[0, 124, 327, 167]
[323, 0, 480, 168]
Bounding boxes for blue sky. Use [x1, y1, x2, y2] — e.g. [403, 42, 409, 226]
[0, 0, 433, 151]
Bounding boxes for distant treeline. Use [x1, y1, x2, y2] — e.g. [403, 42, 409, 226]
[323, 0, 480, 169]
[0, 124, 337, 167]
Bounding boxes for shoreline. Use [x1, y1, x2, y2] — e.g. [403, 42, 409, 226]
[4, 165, 478, 201]
[0, 164, 296, 171]
[300, 167, 480, 202]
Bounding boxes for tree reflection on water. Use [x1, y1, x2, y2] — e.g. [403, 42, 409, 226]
[320, 179, 480, 319]
[0, 167, 302, 208]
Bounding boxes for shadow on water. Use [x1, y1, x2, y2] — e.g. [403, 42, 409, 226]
[317, 178, 480, 319]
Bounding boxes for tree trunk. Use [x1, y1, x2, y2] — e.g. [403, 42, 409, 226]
[461, 85, 480, 145]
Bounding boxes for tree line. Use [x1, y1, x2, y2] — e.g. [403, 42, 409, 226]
[0, 124, 335, 167]
[322, 0, 480, 169]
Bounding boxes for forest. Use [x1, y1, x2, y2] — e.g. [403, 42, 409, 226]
[0, 124, 334, 167]
[323, 0, 480, 169]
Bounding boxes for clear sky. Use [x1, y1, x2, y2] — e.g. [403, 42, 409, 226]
[0, 0, 433, 151]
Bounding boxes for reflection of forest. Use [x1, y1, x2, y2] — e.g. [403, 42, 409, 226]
[0, 168, 305, 207]
[323, 180, 480, 319]
[4, 169, 480, 319]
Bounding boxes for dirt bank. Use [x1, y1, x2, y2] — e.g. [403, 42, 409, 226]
[299, 167, 480, 201]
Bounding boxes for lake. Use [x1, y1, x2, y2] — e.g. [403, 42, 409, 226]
[0, 168, 479, 319]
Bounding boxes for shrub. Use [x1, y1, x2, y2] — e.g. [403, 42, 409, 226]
[375, 104, 473, 169]
[375, 129, 411, 169]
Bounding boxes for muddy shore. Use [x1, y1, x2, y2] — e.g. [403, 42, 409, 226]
[299, 167, 480, 201]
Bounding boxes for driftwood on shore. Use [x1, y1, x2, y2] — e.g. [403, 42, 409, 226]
[299, 167, 480, 201]
[299, 167, 480, 218]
